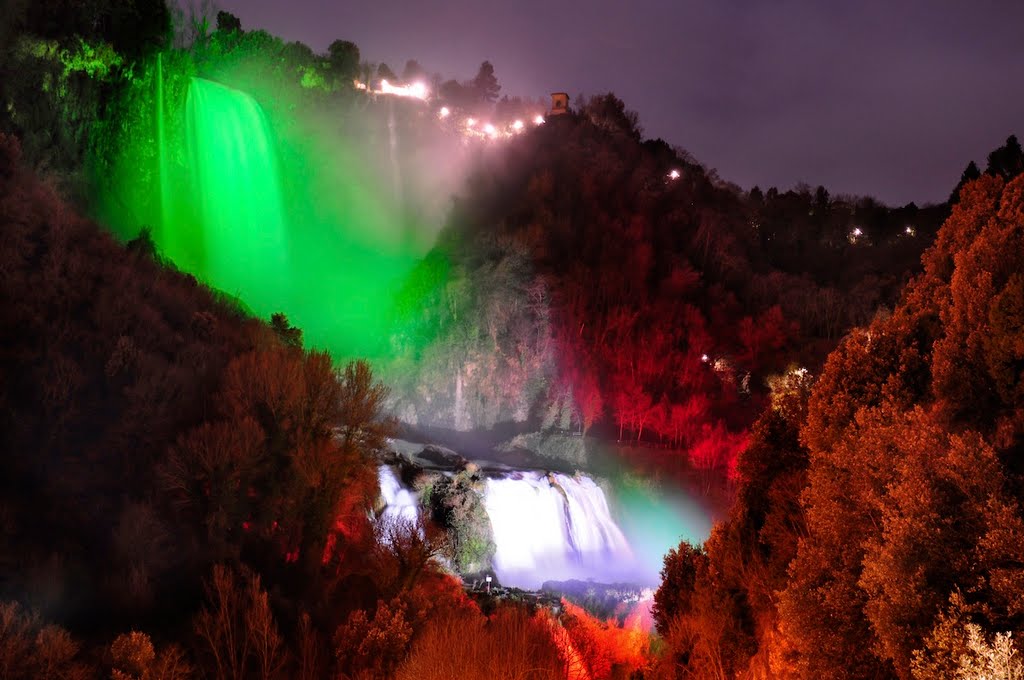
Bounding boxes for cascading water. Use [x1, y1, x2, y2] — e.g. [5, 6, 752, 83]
[483, 471, 637, 589]
[378, 466, 419, 525]
[179, 78, 289, 311]
[156, 54, 171, 251]
[377, 463, 709, 589]
[386, 98, 403, 205]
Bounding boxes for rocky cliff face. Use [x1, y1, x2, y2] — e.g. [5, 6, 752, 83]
[384, 250, 559, 431]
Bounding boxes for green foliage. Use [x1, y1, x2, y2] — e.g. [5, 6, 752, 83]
[426, 469, 496, 574]
[2, 36, 124, 189]
[386, 246, 554, 430]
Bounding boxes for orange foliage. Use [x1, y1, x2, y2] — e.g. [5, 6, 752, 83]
[560, 599, 650, 679]
[397, 605, 567, 680]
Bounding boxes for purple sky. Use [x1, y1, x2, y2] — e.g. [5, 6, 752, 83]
[219, 0, 1024, 206]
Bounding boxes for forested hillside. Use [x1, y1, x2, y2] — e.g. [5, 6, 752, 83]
[387, 99, 954, 480]
[4, 2, 1024, 676]
[653, 168, 1024, 679]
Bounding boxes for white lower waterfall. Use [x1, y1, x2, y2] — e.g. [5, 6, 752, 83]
[483, 471, 637, 589]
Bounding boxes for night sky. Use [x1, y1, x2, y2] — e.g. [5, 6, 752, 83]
[220, 0, 1024, 206]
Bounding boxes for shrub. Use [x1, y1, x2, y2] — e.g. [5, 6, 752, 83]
[397, 604, 567, 680]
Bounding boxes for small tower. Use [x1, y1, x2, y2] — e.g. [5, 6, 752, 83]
[549, 92, 569, 116]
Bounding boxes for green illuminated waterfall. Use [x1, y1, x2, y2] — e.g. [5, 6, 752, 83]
[124, 71, 419, 357]
[182, 78, 289, 309]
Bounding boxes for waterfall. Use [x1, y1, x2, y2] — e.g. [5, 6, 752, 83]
[181, 78, 289, 309]
[375, 465, 685, 589]
[386, 98, 403, 205]
[155, 53, 172, 254]
[378, 466, 419, 525]
[484, 471, 637, 589]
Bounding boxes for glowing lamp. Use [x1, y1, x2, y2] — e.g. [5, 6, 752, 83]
[439, 106, 450, 118]
[512, 119, 524, 131]
[484, 123, 497, 137]
[534, 115, 545, 125]
[466, 118, 476, 127]
[668, 169, 681, 180]
[701, 354, 709, 363]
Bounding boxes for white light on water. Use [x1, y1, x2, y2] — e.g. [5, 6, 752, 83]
[378, 466, 419, 525]
[484, 471, 636, 588]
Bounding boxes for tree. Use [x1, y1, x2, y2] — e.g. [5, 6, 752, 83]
[582, 93, 642, 139]
[377, 62, 397, 83]
[216, 11, 242, 33]
[401, 59, 426, 82]
[327, 40, 360, 84]
[653, 542, 703, 636]
[471, 61, 500, 103]
[270, 312, 302, 348]
[576, 373, 605, 436]
[192, 565, 287, 680]
[371, 516, 445, 595]
[986, 134, 1024, 181]
[951, 161, 982, 203]
[110, 631, 192, 680]
[438, 79, 470, 108]
[334, 598, 413, 680]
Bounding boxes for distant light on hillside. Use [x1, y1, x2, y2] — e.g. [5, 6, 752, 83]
[379, 79, 429, 100]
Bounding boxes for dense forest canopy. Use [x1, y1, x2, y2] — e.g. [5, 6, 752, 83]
[653, 171, 1024, 678]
